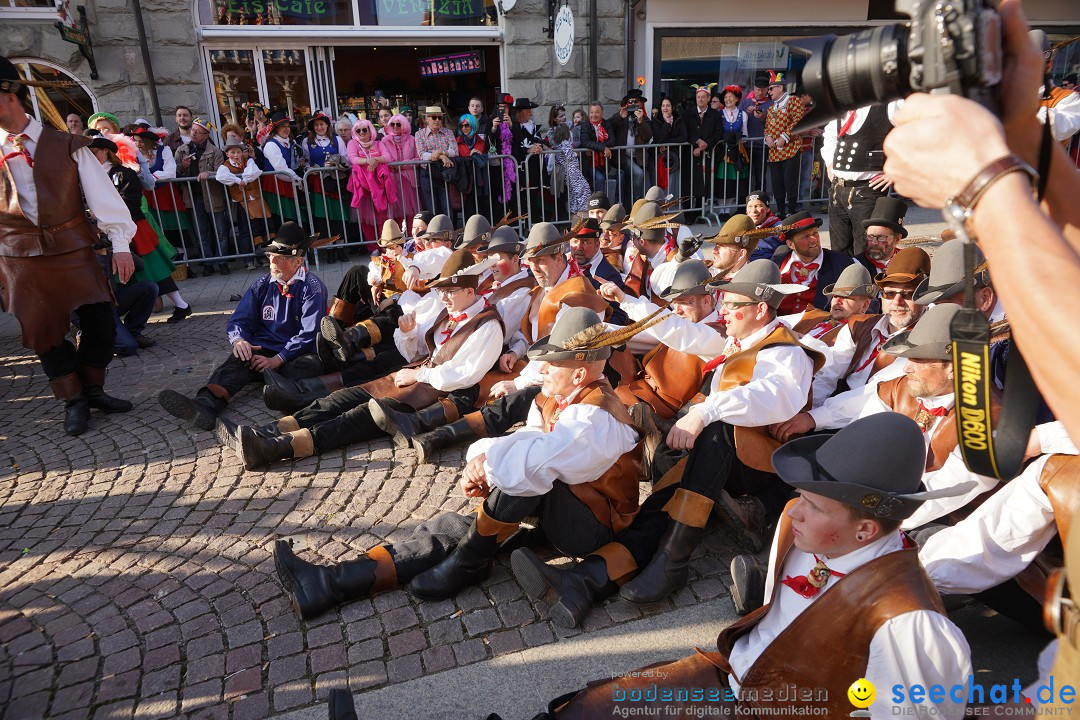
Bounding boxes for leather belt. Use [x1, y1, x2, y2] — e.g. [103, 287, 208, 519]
[832, 177, 872, 187]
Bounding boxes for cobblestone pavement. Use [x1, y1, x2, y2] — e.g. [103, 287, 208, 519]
[0, 268, 746, 720]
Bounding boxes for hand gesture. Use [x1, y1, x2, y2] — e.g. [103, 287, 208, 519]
[112, 251, 135, 284]
[770, 412, 815, 443]
[489, 380, 517, 399]
[666, 410, 706, 451]
[461, 454, 490, 497]
[249, 353, 283, 372]
[232, 339, 257, 361]
[598, 281, 625, 304]
[398, 312, 417, 333]
[394, 367, 419, 387]
[498, 351, 519, 373]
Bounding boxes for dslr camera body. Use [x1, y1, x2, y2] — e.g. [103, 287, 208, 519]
[790, 0, 1002, 129]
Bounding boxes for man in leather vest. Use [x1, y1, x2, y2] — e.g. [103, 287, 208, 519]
[612, 261, 823, 605]
[272, 307, 641, 616]
[783, 262, 877, 345]
[488, 415, 973, 720]
[218, 249, 503, 470]
[0, 56, 136, 436]
[398, 223, 610, 460]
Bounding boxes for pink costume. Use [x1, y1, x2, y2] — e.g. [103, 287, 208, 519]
[347, 119, 397, 241]
[378, 113, 420, 222]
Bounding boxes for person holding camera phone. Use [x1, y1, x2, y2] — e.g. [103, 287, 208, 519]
[608, 90, 654, 208]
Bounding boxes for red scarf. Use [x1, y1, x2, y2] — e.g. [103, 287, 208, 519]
[592, 122, 608, 167]
[781, 555, 846, 598]
[2, 133, 33, 168]
[701, 338, 741, 374]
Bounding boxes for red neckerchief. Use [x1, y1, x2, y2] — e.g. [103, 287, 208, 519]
[438, 311, 469, 344]
[593, 122, 608, 167]
[781, 554, 847, 598]
[276, 281, 294, 299]
[567, 256, 584, 278]
[2, 133, 33, 168]
[701, 337, 741, 374]
[788, 260, 819, 284]
[808, 318, 839, 338]
[663, 231, 677, 255]
[918, 401, 948, 418]
[863, 251, 889, 271]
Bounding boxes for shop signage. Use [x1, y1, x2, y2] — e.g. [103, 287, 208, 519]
[737, 42, 788, 70]
[419, 50, 485, 78]
[55, 1, 98, 79]
[221, 0, 337, 19]
[377, 0, 485, 25]
[553, 4, 574, 66]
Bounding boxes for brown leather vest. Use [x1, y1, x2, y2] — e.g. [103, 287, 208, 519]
[876, 377, 958, 472]
[360, 306, 502, 410]
[715, 504, 945, 717]
[373, 254, 408, 300]
[0, 127, 97, 257]
[616, 319, 725, 420]
[792, 308, 846, 347]
[520, 274, 607, 344]
[1040, 455, 1080, 546]
[714, 324, 826, 472]
[623, 250, 650, 298]
[223, 160, 264, 206]
[485, 273, 537, 308]
[538, 380, 643, 533]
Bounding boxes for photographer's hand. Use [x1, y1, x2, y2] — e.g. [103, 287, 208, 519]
[883, 94, 1011, 209]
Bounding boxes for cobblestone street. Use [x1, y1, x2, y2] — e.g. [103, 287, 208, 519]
[0, 267, 744, 720]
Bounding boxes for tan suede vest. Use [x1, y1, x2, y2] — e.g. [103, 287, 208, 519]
[876, 377, 959, 472]
[539, 380, 643, 533]
[713, 324, 825, 472]
[1040, 455, 1080, 546]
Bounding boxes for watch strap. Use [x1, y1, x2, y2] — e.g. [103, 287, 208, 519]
[949, 154, 1038, 211]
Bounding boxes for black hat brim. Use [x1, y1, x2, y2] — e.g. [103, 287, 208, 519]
[860, 218, 908, 238]
[772, 435, 922, 520]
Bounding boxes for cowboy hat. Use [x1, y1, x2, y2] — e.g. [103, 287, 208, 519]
[823, 263, 877, 298]
[708, 259, 808, 308]
[913, 240, 989, 305]
[659, 260, 713, 301]
[378, 219, 405, 247]
[881, 303, 961, 360]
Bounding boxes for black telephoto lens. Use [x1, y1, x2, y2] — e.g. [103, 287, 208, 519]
[788, 24, 911, 131]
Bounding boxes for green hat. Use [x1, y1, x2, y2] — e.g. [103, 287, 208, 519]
[709, 214, 761, 251]
[87, 111, 122, 130]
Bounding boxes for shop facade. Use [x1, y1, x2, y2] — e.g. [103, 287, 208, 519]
[629, 0, 1080, 114]
[0, 0, 630, 131]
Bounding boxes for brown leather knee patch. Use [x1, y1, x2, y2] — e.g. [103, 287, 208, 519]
[475, 505, 519, 543]
[278, 416, 300, 432]
[592, 542, 638, 584]
[663, 488, 714, 528]
[288, 428, 315, 458]
[367, 545, 398, 594]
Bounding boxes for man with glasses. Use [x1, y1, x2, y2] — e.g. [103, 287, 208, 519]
[217, 249, 503, 470]
[857, 196, 908, 276]
[774, 248, 930, 438]
[413, 105, 458, 216]
[771, 211, 856, 315]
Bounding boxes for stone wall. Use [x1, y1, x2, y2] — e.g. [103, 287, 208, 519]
[1, 0, 208, 125]
[502, 0, 627, 120]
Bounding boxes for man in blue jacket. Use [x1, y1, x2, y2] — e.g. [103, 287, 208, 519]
[158, 222, 327, 430]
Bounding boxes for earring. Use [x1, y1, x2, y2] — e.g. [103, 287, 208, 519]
[856, 534, 866, 541]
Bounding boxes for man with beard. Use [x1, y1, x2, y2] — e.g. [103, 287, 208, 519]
[745, 191, 783, 261]
[158, 223, 327, 430]
[784, 263, 877, 345]
[771, 211, 856, 315]
[167, 105, 194, 152]
[857, 197, 908, 276]
[772, 248, 930, 436]
[709, 214, 764, 281]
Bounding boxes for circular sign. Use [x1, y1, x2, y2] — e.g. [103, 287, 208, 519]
[554, 5, 574, 66]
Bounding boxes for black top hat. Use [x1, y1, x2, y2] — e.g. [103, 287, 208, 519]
[621, 89, 646, 105]
[778, 212, 823, 241]
[587, 191, 611, 211]
[265, 222, 320, 256]
[861, 196, 909, 238]
[774, 414, 975, 522]
[512, 98, 540, 110]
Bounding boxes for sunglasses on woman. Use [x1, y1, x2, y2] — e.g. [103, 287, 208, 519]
[390, 122, 402, 128]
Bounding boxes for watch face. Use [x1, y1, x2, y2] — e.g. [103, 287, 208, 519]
[942, 202, 974, 241]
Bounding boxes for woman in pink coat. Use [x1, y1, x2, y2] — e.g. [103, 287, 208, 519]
[346, 118, 396, 247]
[378, 113, 420, 223]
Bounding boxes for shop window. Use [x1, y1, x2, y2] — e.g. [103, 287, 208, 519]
[209, 50, 261, 126]
[0, 0, 53, 10]
[9, 58, 96, 128]
[262, 50, 312, 123]
[196, 0, 497, 26]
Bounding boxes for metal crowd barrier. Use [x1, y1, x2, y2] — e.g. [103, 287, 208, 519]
[142, 134, 839, 272]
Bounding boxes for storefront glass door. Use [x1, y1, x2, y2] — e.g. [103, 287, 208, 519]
[206, 46, 317, 128]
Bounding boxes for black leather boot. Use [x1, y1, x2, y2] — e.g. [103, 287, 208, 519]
[79, 367, 133, 413]
[317, 333, 341, 371]
[158, 389, 219, 431]
[511, 550, 616, 628]
[408, 510, 518, 600]
[237, 427, 314, 470]
[216, 416, 279, 454]
[619, 489, 713, 605]
[369, 399, 449, 449]
[262, 370, 343, 413]
[51, 373, 90, 436]
[729, 554, 766, 616]
[274, 540, 396, 620]
[411, 416, 482, 463]
[321, 316, 372, 364]
[328, 689, 359, 720]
